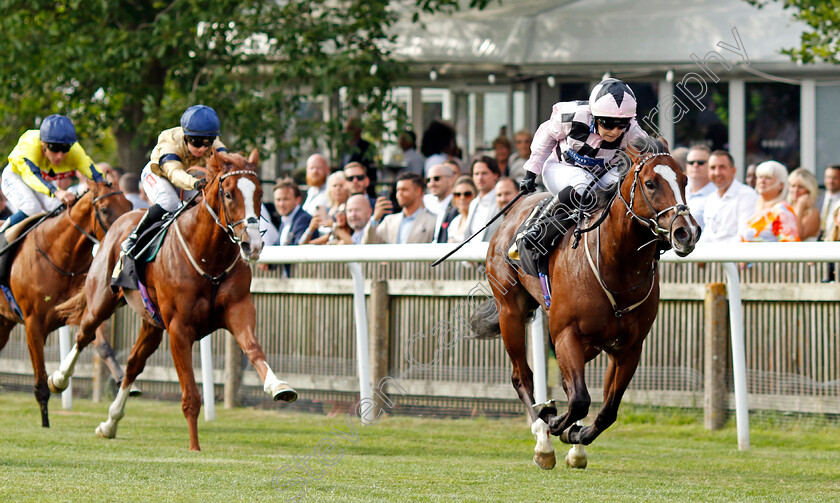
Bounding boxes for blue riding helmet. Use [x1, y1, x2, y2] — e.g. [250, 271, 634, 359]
[180, 105, 221, 137]
[40, 114, 77, 144]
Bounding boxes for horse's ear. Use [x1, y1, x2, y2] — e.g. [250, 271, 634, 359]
[248, 148, 259, 166]
[658, 136, 670, 152]
[85, 177, 97, 190]
[207, 149, 223, 177]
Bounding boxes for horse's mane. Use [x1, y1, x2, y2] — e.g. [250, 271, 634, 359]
[628, 135, 669, 156]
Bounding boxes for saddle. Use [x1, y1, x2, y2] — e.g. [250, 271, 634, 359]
[111, 219, 170, 292]
[0, 213, 48, 284]
[507, 197, 573, 279]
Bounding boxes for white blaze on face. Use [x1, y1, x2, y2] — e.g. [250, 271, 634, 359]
[653, 165, 685, 206]
[236, 177, 264, 255]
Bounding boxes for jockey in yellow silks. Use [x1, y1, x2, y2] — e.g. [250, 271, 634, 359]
[1, 114, 105, 230]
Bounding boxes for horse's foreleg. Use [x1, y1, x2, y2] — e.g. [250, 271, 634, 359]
[167, 322, 202, 451]
[549, 327, 591, 439]
[95, 321, 163, 440]
[577, 345, 643, 446]
[23, 322, 50, 427]
[224, 301, 297, 403]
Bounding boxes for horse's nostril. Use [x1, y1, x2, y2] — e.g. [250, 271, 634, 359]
[673, 227, 689, 244]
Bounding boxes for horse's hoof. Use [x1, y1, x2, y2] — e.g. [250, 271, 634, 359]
[533, 451, 556, 470]
[274, 387, 298, 403]
[47, 375, 67, 394]
[565, 444, 588, 469]
[128, 383, 143, 397]
[95, 422, 116, 439]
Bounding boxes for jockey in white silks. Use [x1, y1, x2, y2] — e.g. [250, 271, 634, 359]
[509, 79, 653, 263]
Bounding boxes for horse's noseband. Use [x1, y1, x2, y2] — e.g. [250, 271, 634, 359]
[619, 153, 687, 247]
[202, 170, 261, 244]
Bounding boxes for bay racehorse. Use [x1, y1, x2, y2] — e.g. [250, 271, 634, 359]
[473, 137, 700, 469]
[0, 179, 132, 427]
[50, 149, 297, 451]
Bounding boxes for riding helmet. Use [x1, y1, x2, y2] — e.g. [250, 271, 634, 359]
[39, 114, 77, 144]
[180, 105, 221, 137]
[589, 79, 637, 119]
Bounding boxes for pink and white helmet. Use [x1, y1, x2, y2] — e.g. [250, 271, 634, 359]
[589, 79, 637, 119]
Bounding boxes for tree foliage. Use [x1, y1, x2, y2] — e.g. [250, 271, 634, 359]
[747, 0, 840, 64]
[0, 0, 494, 172]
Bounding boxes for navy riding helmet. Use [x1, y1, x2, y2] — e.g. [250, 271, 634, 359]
[180, 105, 221, 137]
[40, 114, 77, 144]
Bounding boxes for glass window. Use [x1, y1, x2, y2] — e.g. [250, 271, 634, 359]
[745, 82, 800, 169]
[816, 84, 840, 182]
[674, 82, 729, 150]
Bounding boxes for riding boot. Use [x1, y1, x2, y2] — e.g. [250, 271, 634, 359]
[509, 187, 580, 260]
[120, 204, 167, 256]
[0, 210, 29, 234]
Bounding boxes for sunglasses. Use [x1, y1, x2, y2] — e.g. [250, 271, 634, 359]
[46, 142, 71, 153]
[345, 174, 366, 182]
[425, 175, 449, 183]
[453, 191, 474, 198]
[186, 136, 215, 148]
[687, 160, 707, 165]
[596, 118, 631, 131]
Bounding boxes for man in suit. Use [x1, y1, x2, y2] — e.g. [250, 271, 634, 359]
[422, 162, 458, 243]
[272, 178, 313, 246]
[363, 172, 437, 244]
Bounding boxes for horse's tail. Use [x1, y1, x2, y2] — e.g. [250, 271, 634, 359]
[56, 287, 87, 326]
[466, 298, 502, 340]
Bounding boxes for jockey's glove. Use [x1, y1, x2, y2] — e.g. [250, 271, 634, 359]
[194, 178, 208, 191]
[519, 171, 538, 193]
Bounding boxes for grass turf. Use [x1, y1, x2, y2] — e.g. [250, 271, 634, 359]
[1, 391, 839, 502]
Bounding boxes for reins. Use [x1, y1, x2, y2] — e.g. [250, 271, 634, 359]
[35, 189, 125, 277]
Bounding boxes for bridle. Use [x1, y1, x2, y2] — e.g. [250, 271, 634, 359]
[201, 169, 261, 244]
[617, 152, 691, 249]
[585, 151, 689, 318]
[35, 188, 124, 277]
[66, 189, 125, 245]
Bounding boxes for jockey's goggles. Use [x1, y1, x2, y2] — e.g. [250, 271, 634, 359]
[596, 117, 631, 131]
[186, 135, 215, 148]
[45, 142, 71, 153]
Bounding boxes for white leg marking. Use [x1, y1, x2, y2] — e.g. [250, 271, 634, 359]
[531, 418, 554, 454]
[51, 344, 80, 389]
[96, 386, 130, 439]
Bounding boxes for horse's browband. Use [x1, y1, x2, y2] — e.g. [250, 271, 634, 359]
[219, 170, 259, 181]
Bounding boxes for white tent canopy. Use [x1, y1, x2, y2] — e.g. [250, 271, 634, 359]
[391, 0, 809, 71]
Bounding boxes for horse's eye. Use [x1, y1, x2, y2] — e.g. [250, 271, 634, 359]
[224, 192, 233, 200]
[645, 180, 656, 190]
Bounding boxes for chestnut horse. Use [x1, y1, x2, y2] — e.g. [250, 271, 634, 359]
[0, 180, 132, 427]
[50, 149, 297, 451]
[474, 137, 700, 469]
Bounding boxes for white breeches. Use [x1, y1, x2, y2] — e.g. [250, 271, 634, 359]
[540, 159, 621, 197]
[140, 163, 194, 212]
[1, 165, 62, 215]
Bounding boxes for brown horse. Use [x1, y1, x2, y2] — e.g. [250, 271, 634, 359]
[0, 180, 132, 427]
[50, 149, 297, 451]
[474, 137, 700, 469]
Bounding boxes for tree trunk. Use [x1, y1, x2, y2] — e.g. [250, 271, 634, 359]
[115, 125, 154, 174]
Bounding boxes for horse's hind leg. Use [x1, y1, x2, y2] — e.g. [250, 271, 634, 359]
[498, 292, 554, 468]
[50, 285, 122, 392]
[94, 322, 142, 397]
[96, 321, 163, 440]
[224, 300, 297, 403]
[576, 344, 643, 446]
